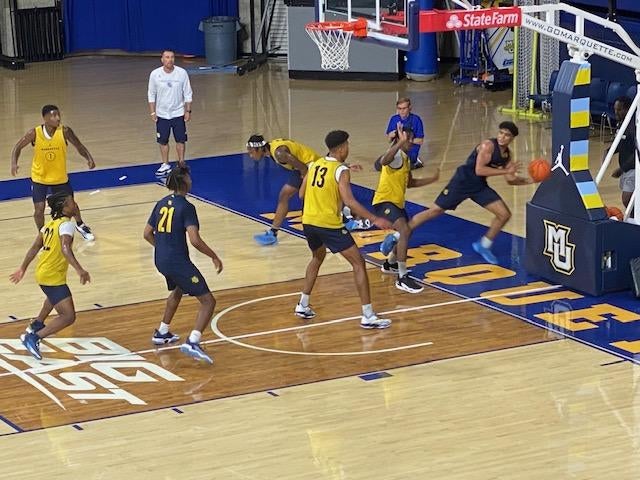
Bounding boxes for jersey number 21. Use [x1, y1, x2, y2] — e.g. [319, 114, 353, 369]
[158, 206, 175, 233]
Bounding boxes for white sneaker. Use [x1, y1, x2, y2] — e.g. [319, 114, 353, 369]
[76, 224, 95, 241]
[360, 314, 391, 329]
[295, 303, 316, 319]
[155, 163, 171, 176]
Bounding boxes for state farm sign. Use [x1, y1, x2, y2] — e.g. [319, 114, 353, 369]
[420, 8, 522, 32]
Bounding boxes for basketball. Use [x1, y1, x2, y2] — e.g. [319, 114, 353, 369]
[528, 158, 552, 183]
[605, 205, 624, 221]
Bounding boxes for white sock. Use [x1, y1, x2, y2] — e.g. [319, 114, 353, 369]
[300, 293, 310, 307]
[388, 251, 398, 264]
[398, 261, 408, 277]
[480, 236, 493, 249]
[342, 206, 352, 218]
[188, 330, 202, 344]
[158, 322, 170, 334]
[362, 304, 374, 318]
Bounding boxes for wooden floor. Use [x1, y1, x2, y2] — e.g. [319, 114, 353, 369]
[0, 57, 638, 479]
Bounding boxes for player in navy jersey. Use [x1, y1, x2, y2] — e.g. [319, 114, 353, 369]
[380, 122, 531, 265]
[144, 165, 223, 364]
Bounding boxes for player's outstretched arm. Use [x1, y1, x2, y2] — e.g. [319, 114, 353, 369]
[504, 161, 532, 185]
[10, 129, 36, 177]
[408, 168, 440, 188]
[275, 147, 309, 176]
[61, 233, 90, 284]
[9, 233, 43, 283]
[186, 226, 223, 273]
[337, 169, 392, 230]
[379, 124, 409, 167]
[64, 126, 96, 170]
[474, 141, 511, 178]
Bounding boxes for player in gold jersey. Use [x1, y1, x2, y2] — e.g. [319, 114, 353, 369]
[9, 192, 91, 360]
[373, 124, 439, 294]
[246, 134, 322, 245]
[11, 105, 96, 241]
[297, 130, 392, 329]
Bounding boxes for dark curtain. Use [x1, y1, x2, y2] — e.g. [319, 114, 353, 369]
[63, 0, 239, 55]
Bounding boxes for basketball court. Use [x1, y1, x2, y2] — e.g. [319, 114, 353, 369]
[0, 0, 640, 478]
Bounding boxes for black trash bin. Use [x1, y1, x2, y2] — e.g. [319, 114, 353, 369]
[200, 16, 238, 66]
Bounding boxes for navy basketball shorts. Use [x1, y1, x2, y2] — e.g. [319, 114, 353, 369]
[373, 202, 408, 224]
[157, 261, 210, 297]
[156, 116, 187, 145]
[31, 181, 73, 204]
[285, 169, 303, 189]
[435, 183, 502, 211]
[40, 284, 72, 306]
[303, 224, 355, 254]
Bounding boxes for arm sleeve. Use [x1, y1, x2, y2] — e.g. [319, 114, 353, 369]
[147, 72, 157, 103]
[386, 115, 396, 135]
[58, 221, 76, 237]
[183, 202, 199, 228]
[413, 115, 424, 139]
[183, 72, 193, 103]
[334, 164, 349, 182]
[147, 207, 157, 229]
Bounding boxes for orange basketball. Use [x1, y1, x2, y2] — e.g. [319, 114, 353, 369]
[528, 158, 552, 183]
[605, 205, 624, 221]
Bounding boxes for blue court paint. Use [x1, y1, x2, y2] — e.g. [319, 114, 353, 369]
[267, 391, 279, 397]
[172, 407, 184, 414]
[3, 153, 640, 364]
[72, 424, 83, 431]
[0, 415, 24, 433]
[359, 372, 392, 381]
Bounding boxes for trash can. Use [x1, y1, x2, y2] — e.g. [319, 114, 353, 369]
[200, 16, 238, 66]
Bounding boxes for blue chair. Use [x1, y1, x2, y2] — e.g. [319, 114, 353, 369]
[589, 77, 609, 119]
[627, 84, 637, 100]
[598, 82, 629, 139]
[528, 70, 559, 112]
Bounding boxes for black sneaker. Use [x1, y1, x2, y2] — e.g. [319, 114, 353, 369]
[381, 260, 399, 274]
[76, 224, 95, 241]
[411, 159, 424, 170]
[152, 329, 180, 345]
[395, 274, 424, 293]
[26, 319, 45, 334]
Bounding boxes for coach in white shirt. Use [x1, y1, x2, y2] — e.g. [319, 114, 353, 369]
[148, 49, 193, 176]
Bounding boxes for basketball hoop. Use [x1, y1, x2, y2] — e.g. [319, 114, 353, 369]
[305, 18, 368, 71]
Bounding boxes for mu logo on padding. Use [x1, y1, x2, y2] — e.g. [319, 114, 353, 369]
[543, 220, 575, 275]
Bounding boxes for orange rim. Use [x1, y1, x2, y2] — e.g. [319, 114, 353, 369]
[305, 18, 368, 36]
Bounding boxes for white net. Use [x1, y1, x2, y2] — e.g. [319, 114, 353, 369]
[306, 26, 355, 71]
[515, 0, 560, 109]
[539, 0, 560, 96]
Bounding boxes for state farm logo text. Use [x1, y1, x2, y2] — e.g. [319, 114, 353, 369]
[444, 9, 521, 30]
